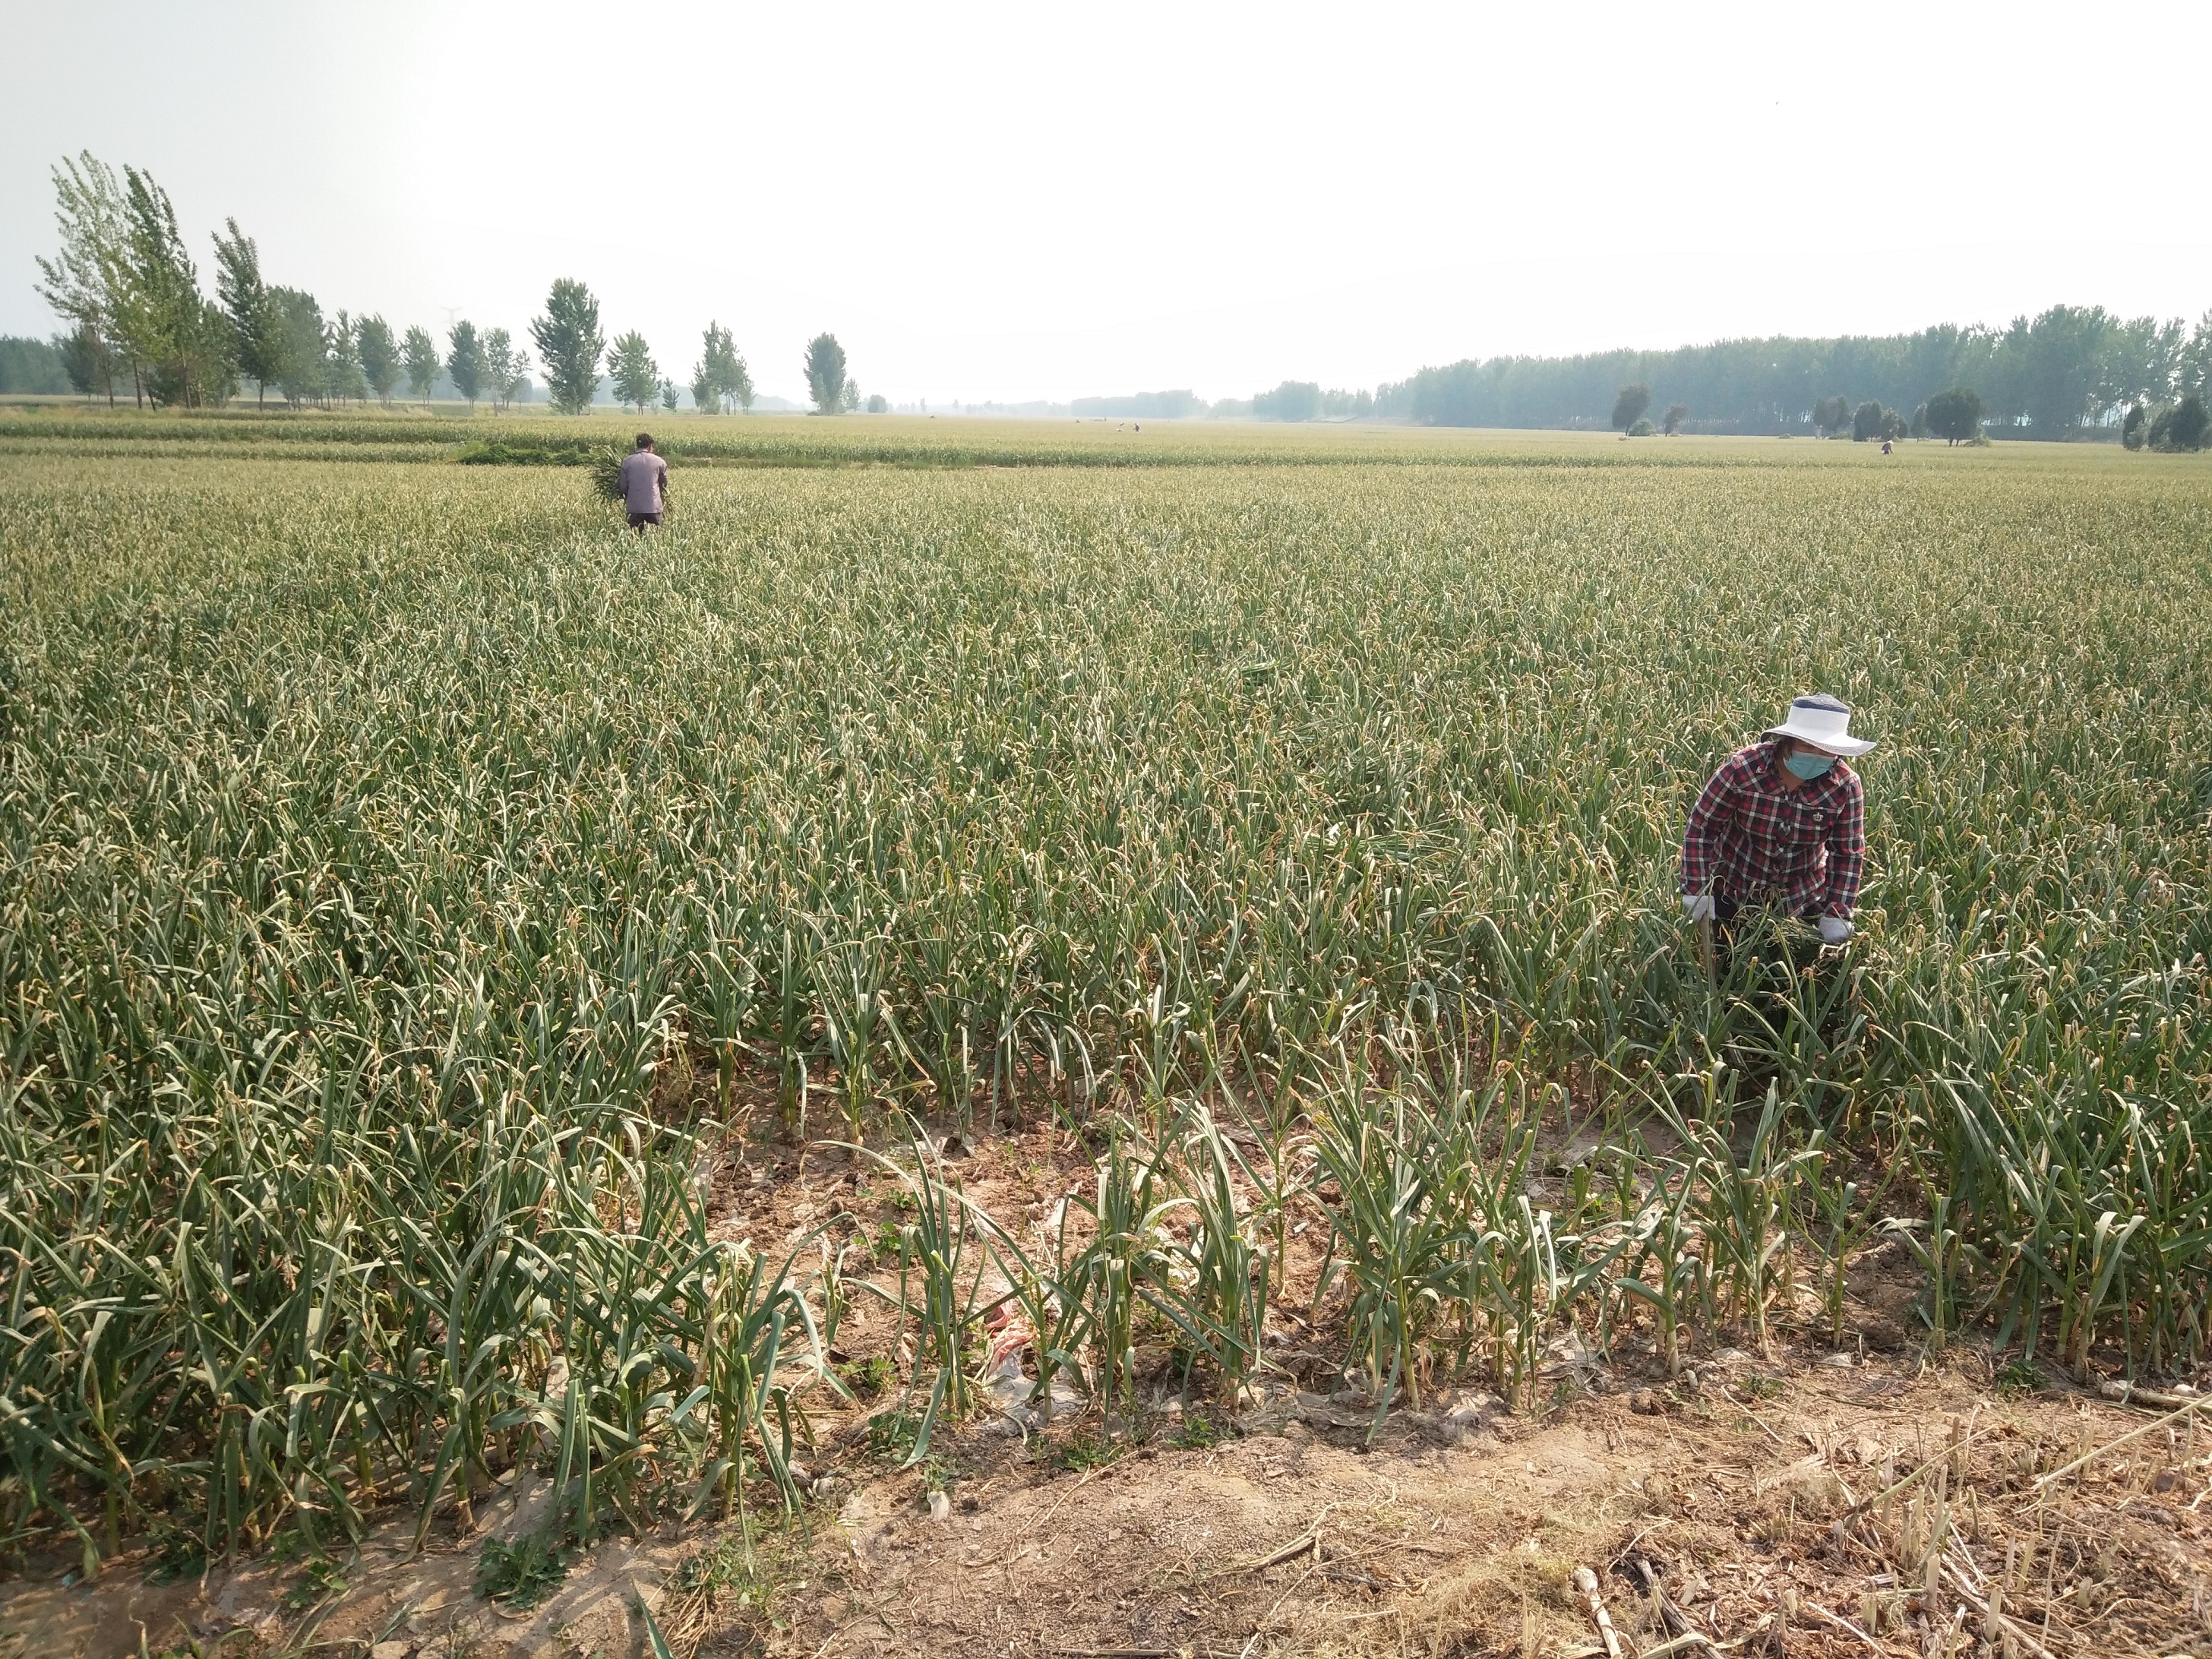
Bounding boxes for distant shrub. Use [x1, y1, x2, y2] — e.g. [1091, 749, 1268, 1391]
[1926, 387, 1985, 445]
[453, 439, 598, 467]
[2154, 394, 2208, 452]
[1853, 400, 1907, 443]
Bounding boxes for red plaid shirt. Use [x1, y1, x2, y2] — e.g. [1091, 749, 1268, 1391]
[1680, 741, 1864, 918]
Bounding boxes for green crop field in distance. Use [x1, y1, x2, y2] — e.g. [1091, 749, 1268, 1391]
[2, 436, 2207, 1567]
[1, 403, 2157, 470]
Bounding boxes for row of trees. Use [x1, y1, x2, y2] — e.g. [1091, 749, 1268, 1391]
[33, 152, 539, 413]
[1249, 381, 1375, 422]
[528, 292, 785, 416]
[217, 226, 533, 412]
[2122, 396, 2210, 452]
[1382, 307, 2212, 437]
[36, 154, 231, 408]
[1600, 378, 2203, 450]
[596, 324, 874, 415]
[577, 322, 871, 416]
[36, 148, 2195, 432]
[31, 151, 830, 417]
[1599, 382, 1989, 444]
[1803, 393, 1912, 441]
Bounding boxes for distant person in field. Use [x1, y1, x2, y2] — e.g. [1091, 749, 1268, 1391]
[1680, 693, 1873, 949]
[619, 432, 668, 532]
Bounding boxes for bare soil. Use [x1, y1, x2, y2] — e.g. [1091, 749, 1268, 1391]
[8, 1120, 2209, 1659]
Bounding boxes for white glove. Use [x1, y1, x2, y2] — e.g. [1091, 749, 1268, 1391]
[1682, 894, 1716, 923]
[1819, 915, 1853, 945]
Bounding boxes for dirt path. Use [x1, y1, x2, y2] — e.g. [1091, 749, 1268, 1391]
[8, 1123, 2208, 1658]
[788, 1351, 2211, 1657]
[10, 1352, 2206, 1657]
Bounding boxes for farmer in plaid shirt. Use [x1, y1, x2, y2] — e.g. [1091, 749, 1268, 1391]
[1680, 693, 1873, 946]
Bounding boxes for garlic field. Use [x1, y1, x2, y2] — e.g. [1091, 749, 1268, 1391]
[2, 432, 2207, 1570]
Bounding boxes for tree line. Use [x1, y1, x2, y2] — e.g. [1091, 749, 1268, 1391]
[1062, 384, 1371, 421]
[1373, 306, 2212, 439]
[22, 148, 2204, 439]
[1597, 382, 1989, 445]
[1250, 381, 1374, 422]
[1082, 321, 2210, 446]
[24, 152, 883, 416]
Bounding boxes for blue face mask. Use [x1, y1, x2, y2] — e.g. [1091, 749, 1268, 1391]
[1784, 750, 1837, 781]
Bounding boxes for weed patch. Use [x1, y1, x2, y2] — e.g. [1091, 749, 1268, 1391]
[476, 1532, 570, 1610]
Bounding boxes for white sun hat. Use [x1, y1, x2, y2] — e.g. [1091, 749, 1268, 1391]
[1763, 693, 1876, 757]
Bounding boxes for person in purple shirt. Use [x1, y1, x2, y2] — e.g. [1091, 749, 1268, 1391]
[618, 433, 669, 531]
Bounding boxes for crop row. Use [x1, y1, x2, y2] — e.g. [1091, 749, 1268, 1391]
[0, 407, 2059, 471]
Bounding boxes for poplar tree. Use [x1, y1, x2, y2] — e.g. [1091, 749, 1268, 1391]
[212, 218, 286, 409]
[694, 321, 751, 413]
[327, 312, 367, 403]
[531, 279, 606, 415]
[38, 154, 231, 406]
[33, 151, 125, 405]
[58, 322, 112, 400]
[482, 328, 531, 412]
[356, 316, 400, 405]
[402, 325, 440, 403]
[113, 165, 231, 407]
[608, 331, 659, 412]
[804, 332, 851, 414]
[272, 288, 327, 406]
[446, 321, 484, 410]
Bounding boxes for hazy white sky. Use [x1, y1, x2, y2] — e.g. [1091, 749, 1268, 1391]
[4, 1, 2207, 405]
